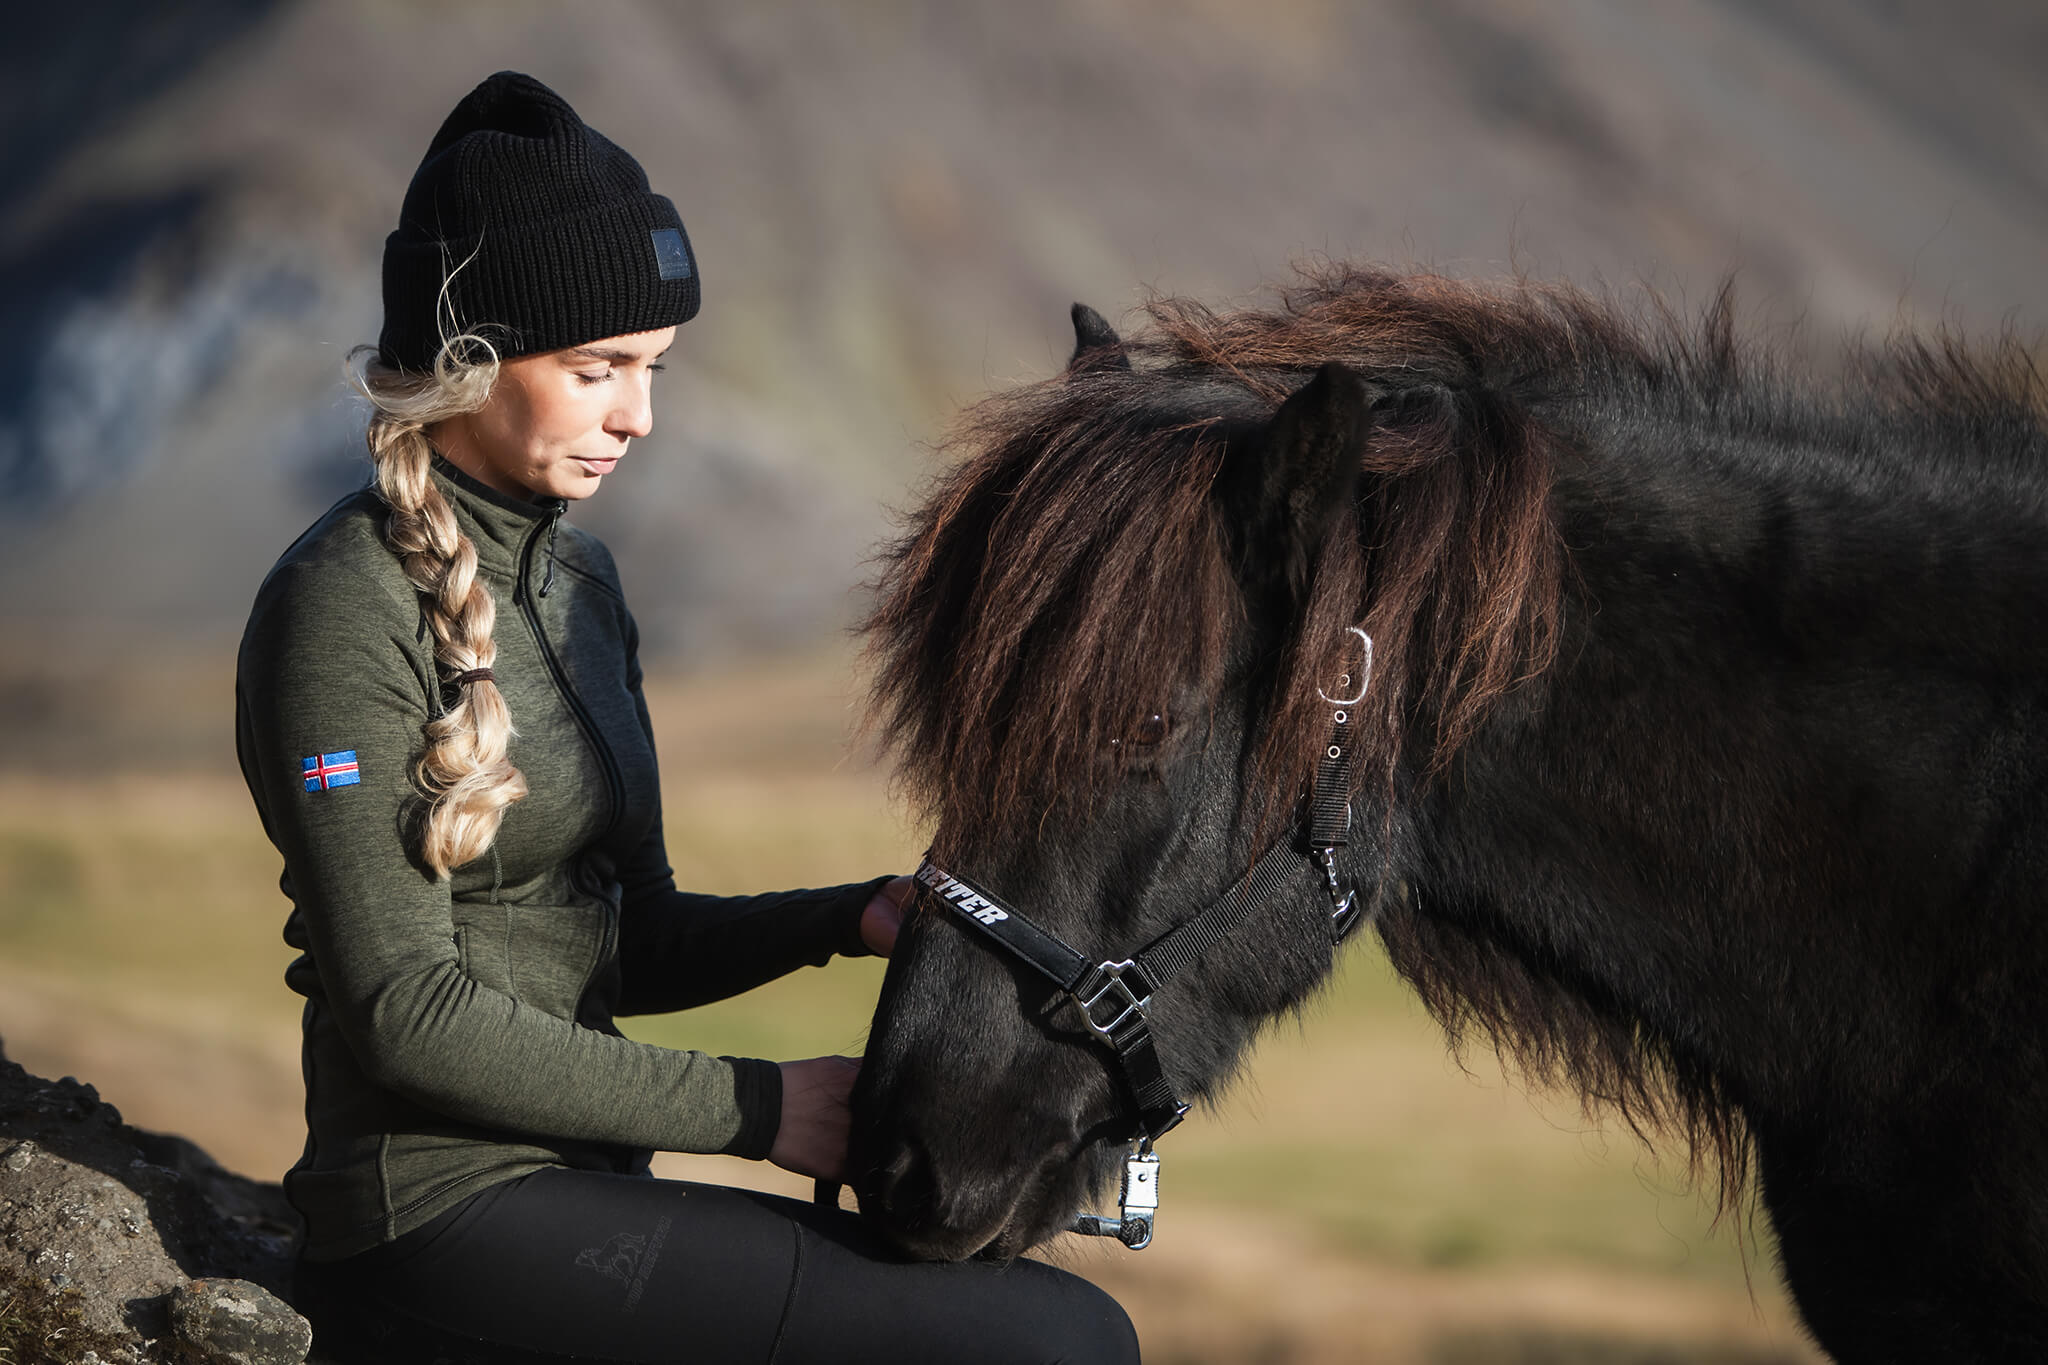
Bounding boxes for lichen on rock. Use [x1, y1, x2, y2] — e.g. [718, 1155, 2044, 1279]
[0, 1040, 308, 1364]
[169, 1279, 314, 1365]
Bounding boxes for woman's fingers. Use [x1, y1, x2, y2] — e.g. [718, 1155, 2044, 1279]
[859, 875, 913, 957]
[768, 1055, 861, 1183]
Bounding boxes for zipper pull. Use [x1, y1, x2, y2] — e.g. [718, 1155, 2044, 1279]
[539, 504, 564, 598]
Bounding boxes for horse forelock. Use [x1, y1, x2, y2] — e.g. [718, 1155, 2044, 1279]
[861, 371, 1251, 842]
[862, 265, 1593, 846]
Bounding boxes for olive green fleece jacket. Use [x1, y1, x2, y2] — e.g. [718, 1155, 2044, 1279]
[235, 456, 883, 1261]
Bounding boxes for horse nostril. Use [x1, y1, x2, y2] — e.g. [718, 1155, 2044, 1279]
[868, 1137, 940, 1231]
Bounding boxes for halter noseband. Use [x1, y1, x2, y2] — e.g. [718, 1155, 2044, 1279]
[916, 629, 1374, 1249]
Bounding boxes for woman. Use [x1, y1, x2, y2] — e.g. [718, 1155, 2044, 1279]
[236, 71, 1139, 1364]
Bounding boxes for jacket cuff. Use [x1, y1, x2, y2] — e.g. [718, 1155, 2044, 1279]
[722, 1056, 784, 1160]
[837, 875, 895, 959]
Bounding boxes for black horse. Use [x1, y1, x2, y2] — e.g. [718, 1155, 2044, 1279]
[852, 265, 2048, 1362]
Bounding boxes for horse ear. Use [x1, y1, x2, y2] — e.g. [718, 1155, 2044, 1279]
[1215, 362, 1368, 602]
[1067, 302, 1130, 374]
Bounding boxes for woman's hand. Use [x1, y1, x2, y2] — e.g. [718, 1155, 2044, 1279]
[769, 1055, 862, 1183]
[859, 875, 913, 957]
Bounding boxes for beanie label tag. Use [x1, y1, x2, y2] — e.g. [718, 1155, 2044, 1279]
[650, 229, 694, 282]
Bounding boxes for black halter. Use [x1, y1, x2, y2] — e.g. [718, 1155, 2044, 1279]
[912, 630, 1375, 1247]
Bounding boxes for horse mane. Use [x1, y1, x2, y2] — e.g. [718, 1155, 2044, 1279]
[862, 262, 2047, 1212]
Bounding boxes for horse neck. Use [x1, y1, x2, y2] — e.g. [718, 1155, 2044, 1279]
[1393, 389, 2048, 1120]
[1554, 393, 2048, 674]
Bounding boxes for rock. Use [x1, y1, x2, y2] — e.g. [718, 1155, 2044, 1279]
[170, 1278, 314, 1365]
[0, 1044, 309, 1361]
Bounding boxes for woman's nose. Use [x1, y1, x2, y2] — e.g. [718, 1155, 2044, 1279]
[609, 378, 655, 439]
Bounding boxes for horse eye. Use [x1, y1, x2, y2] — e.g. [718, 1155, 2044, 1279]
[1133, 712, 1170, 747]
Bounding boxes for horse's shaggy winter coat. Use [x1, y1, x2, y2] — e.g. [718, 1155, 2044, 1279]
[856, 267, 2048, 1362]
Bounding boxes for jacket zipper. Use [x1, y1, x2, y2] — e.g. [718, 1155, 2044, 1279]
[538, 509, 561, 598]
[516, 506, 627, 1025]
[516, 504, 625, 846]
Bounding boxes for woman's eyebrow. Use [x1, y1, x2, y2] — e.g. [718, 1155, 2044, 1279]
[565, 345, 647, 364]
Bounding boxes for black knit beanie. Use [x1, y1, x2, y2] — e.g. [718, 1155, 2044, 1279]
[378, 71, 699, 372]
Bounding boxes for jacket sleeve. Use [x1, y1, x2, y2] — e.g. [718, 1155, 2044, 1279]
[610, 609, 888, 1018]
[613, 811, 889, 1017]
[237, 549, 782, 1158]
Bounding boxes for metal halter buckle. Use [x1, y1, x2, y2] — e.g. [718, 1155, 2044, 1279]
[1071, 960, 1153, 1042]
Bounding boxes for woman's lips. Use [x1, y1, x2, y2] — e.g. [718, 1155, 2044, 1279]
[572, 455, 620, 475]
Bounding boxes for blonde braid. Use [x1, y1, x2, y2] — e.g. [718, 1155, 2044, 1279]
[349, 335, 528, 878]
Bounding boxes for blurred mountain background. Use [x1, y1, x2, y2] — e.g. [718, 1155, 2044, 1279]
[1, 5, 2044, 1356]
[2, 0, 2044, 770]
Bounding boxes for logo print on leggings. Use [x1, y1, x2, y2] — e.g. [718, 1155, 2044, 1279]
[575, 1231, 645, 1286]
[575, 1214, 672, 1311]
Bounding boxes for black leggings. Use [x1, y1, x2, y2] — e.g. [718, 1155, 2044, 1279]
[292, 1168, 1140, 1365]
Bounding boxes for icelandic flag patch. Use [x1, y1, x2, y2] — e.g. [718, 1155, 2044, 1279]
[303, 750, 361, 792]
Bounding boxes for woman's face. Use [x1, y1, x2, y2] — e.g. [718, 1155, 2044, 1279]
[429, 325, 677, 502]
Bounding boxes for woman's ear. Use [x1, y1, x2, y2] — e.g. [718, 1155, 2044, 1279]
[1213, 362, 1368, 605]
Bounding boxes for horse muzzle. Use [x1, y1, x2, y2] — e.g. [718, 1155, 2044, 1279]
[855, 1129, 1103, 1262]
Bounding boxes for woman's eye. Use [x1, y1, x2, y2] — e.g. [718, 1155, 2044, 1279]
[574, 370, 612, 386]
